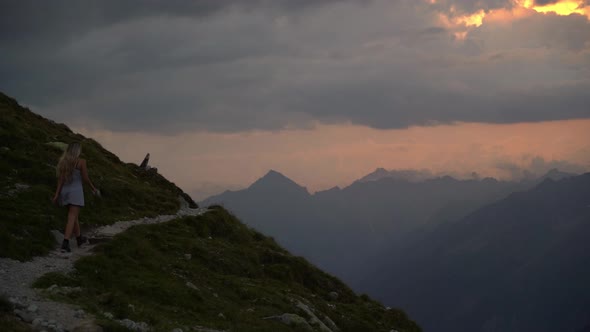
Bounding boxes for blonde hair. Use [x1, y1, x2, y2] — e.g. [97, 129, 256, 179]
[56, 142, 81, 182]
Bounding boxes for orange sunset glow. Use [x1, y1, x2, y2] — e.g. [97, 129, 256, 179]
[524, 0, 590, 17]
[77, 119, 590, 199]
[438, 0, 590, 39]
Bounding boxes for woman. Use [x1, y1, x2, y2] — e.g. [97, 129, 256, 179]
[52, 142, 98, 253]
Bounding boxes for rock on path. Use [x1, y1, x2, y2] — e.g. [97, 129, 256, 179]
[0, 206, 208, 331]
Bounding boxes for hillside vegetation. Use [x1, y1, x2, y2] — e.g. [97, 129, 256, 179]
[1, 92, 421, 331]
[34, 206, 421, 331]
[0, 92, 196, 260]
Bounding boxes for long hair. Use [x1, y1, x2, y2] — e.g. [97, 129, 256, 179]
[56, 142, 81, 183]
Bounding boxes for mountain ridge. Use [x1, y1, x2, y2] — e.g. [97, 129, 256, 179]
[0, 91, 421, 332]
[210, 166, 576, 201]
[249, 169, 310, 196]
[199, 167, 546, 288]
[356, 168, 435, 183]
[362, 172, 590, 332]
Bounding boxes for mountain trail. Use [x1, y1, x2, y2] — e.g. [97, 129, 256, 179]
[0, 205, 209, 331]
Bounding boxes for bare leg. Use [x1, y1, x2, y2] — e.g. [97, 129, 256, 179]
[73, 214, 81, 238]
[64, 205, 80, 240]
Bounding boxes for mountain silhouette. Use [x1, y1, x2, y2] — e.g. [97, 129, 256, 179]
[201, 169, 543, 286]
[361, 173, 590, 332]
[356, 168, 434, 183]
[249, 170, 310, 196]
[203, 170, 313, 256]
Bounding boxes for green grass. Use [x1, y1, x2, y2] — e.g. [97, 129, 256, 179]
[34, 207, 421, 332]
[0, 92, 197, 260]
[2, 91, 421, 330]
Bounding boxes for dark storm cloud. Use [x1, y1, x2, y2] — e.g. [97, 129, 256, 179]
[0, 0, 346, 45]
[279, 77, 590, 129]
[1, 0, 589, 133]
[429, 0, 514, 13]
[0, 0, 353, 105]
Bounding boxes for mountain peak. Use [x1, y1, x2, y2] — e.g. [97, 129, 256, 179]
[263, 169, 287, 178]
[249, 170, 309, 195]
[356, 168, 396, 183]
[357, 168, 434, 183]
[256, 169, 293, 184]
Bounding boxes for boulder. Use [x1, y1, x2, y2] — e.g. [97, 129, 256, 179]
[14, 308, 34, 323]
[74, 309, 86, 318]
[8, 297, 27, 309]
[26, 304, 38, 313]
[51, 230, 64, 245]
[186, 282, 199, 291]
[118, 318, 150, 332]
[323, 315, 340, 332]
[45, 141, 68, 151]
[296, 301, 335, 332]
[263, 313, 313, 331]
[328, 291, 339, 301]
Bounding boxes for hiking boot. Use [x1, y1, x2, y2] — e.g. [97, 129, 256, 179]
[76, 235, 88, 247]
[60, 239, 71, 253]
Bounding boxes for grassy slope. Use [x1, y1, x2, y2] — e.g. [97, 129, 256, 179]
[0, 92, 196, 260]
[1, 92, 420, 331]
[34, 207, 421, 332]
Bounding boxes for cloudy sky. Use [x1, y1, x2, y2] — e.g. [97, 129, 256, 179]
[2, 0, 590, 199]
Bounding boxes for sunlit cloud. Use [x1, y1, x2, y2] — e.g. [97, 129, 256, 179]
[524, 0, 590, 17]
[450, 8, 486, 27]
[436, 0, 590, 40]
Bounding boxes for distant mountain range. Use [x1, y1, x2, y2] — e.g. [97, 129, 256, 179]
[201, 168, 587, 331]
[201, 168, 574, 285]
[362, 173, 590, 332]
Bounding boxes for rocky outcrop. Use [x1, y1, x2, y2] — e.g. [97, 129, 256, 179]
[117, 318, 150, 332]
[296, 301, 336, 332]
[139, 153, 150, 170]
[263, 298, 341, 332]
[263, 313, 314, 331]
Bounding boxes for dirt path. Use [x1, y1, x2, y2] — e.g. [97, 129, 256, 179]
[0, 206, 208, 331]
